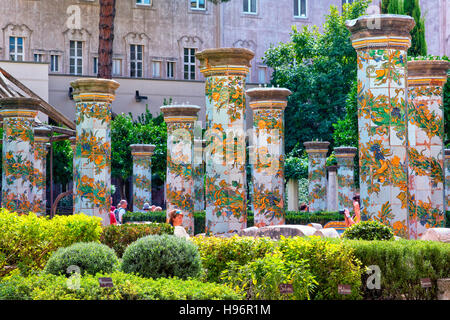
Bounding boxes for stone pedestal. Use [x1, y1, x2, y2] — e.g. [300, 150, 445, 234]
[246, 87, 292, 227]
[327, 165, 338, 212]
[161, 104, 200, 236]
[196, 48, 254, 235]
[33, 126, 51, 215]
[130, 144, 155, 212]
[71, 78, 119, 226]
[346, 14, 415, 238]
[335, 147, 357, 211]
[193, 139, 206, 211]
[287, 179, 299, 212]
[304, 141, 330, 212]
[0, 97, 39, 214]
[407, 60, 449, 238]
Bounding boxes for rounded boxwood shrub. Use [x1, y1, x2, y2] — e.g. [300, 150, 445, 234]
[121, 235, 201, 279]
[44, 242, 119, 276]
[343, 220, 394, 241]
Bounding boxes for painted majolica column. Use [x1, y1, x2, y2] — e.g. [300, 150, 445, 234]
[71, 78, 119, 226]
[335, 147, 357, 211]
[445, 149, 450, 213]
[161, 105, 200, 236]
[196, 48, 254, 235]
[287, 179, 299, 212]
[327, 165, 338, 212]
[346, 15, 415, 238]
[193, 139, 205, 211]
[304, 141, 330, 212]
[130, 144, 155, 212]
[0, 97, 39, 214]
[407, 60, 449, 238]
[246, 87, 291, 227]
[33, 126, 50, 215]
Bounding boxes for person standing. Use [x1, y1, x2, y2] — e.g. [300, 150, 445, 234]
[352, 195, 361, 224]
[116, 199, 128, 224]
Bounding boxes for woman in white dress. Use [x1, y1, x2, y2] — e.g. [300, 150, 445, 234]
[167, 209, 190, 240]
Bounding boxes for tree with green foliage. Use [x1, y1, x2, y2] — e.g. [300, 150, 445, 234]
[111, 106, 167, 200]
[264, 0, 370, 155]
[381, 0, 427, 57]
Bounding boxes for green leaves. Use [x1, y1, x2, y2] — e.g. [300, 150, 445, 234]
[263, 1, 370, 154]
[343, 220, 395, 241]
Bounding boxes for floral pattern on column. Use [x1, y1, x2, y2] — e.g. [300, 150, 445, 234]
[0, 98, 39, 214]
[304, 141, 330, 212]
[246, 87, 291, 227]
[161, 105, 200, 236]
[197, 48, 254, 235]
[71, 78, 119, 226]
[33, 126, 50, 215]
[445, 149, 450, 212]
[335, 147, 357, 211]
[193, 139, 205, 211]
[346, 15, 415, 238]
[131, 144, 155, 212]
[407, 60, 449, 238]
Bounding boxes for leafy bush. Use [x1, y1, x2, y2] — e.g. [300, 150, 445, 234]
[121, 235, 201, 279]
[0, 271, 242, 300]
[343, 220, 394, 241]
[222, 251, 317, 300]
[100, 223, 174, 257]
[44, 242, 119, 276]
[192, 236, 275, 283]
[0, 209, 103, 276]
[343, 239, 450, 300]
[278, 237, 363, 300]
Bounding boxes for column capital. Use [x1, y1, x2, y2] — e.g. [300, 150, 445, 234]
[34, 126, 51, 143]
[346, 14, 415, 50]
[407, 60, 449, 87]
[0, 97, 40, 118]
[334, 146, 358, 158]
[160, 104, 200, 122]
[71, 78, 120, 103]
[304, 141, 330, 154]
[445, 149, 450, 160]
[130, 144, 156, 157]
[327, 165, 337, 173]
[246, 87, 292, 110]
[196, 48, 254, 77]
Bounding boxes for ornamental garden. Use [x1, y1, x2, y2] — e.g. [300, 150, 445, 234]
[0, 2, 449, 301]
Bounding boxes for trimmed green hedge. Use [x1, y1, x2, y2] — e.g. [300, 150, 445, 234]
[341, 239, 450, 300]
[0, 271, 242, 300]
[100, 223, 174, 257]
[123, 211, 344, 234]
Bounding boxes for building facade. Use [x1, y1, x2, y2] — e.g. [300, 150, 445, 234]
[0, 0, 448, 124]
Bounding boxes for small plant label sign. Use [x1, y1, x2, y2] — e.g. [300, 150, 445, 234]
[99, 277, 114, 288]
[420, 278, 432, 288]
[338, 284, 352, 295]
[279, 283, 294, 294]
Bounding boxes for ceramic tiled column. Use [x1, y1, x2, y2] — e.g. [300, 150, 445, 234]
[0, 97, 39, 214]
[335, 147, 357, 211]
[71, 78, 119, 226]
[130, 144, 155, 212]
[161, 105, 200, 236]
[304, 141, 329, 212]
[407, 60, 449, 238]
[246, 87, 291, 227]
[445, 149, 450, 212]
[193, 139, 206, 211]
[33, 126, 50, 215]
[346, 15, 415, 237]
[196, 48, 254, 235]
[327, 165, 338, 212]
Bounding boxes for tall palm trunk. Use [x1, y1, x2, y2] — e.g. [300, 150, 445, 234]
[98, 0, 116, 79]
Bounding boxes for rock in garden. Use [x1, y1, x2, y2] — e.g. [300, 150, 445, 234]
[420, 228, 450, 243]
